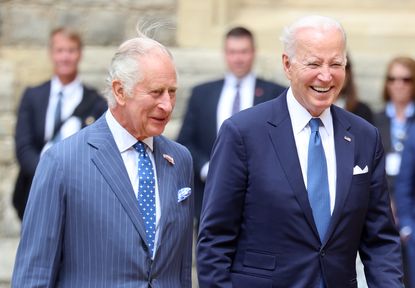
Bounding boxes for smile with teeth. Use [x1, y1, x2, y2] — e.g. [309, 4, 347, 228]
[311, 86, 331, 93]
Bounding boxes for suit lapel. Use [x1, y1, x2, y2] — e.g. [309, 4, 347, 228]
[323, 107, 354, 243]
[253, 78, 269, 105]
[88, 117, 148, 242]
[209, 80, 224, 136]
[267, 95, 319, 238]
[152, 136, 175, 256]
[38, 81, 52, 144]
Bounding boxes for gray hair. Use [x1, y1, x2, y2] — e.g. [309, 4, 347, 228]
[104, 24, 174, 108]
[280, 15, 347, 60]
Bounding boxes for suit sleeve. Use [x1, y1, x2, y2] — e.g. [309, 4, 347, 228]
[197, 119, 247, 288]
[395, 126, 415, 234]
[177, 88, 210, 175]
[359, 128, 404, 287]
[15, 88, 42, 176]
[11, 149, 65, 287]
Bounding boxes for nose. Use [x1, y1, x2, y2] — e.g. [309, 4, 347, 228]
[317, 66, 333, 82]
[158, 90, 174, 112]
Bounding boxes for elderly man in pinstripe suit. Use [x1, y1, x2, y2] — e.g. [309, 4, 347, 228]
[12, 29, 194, 287]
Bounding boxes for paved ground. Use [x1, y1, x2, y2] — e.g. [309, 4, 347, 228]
[0, 237, 18, 287]
[1, 236, 367, 287]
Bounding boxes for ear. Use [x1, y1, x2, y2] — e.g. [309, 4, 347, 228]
[112, 80, 126, 106]
[282, 53, 292, 80]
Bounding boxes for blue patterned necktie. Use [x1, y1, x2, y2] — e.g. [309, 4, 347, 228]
[307, 118, 331, 241]
[133, 141, 156, 255]
[231, 81, 241, 115]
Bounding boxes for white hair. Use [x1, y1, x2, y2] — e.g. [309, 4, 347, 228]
[104, 22, 175, 108]
[280, 15, 347, 60]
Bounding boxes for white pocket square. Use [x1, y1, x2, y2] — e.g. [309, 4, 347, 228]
[178, 187, 191, 202]
[353, 165, 368, 175]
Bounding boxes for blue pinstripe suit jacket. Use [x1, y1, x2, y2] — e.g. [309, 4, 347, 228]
[12, 116, 194, 287]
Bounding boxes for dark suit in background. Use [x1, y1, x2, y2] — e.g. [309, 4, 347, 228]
[177, 26, 286, 224]
[12, 27, 107, 220]
[13, 81, 106, 220]
[177, 78, 285, 222]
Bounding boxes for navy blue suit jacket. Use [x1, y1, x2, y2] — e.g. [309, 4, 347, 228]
[197, 92, 403, 287]
[395, 124, 415, 287]
[13, 80, 107, 219]
[177, 78, 286, 221]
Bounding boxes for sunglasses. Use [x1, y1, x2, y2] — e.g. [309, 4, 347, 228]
[387, 76, 413, 83]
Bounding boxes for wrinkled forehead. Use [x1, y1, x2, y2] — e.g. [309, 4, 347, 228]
[294, 27, 346, 58]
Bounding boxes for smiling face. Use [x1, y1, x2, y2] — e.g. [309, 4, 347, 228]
[111, 49, 177, 140]
[282, 26, 346, 116]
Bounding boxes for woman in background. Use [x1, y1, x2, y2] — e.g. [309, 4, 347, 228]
[376, 56, 415, 288]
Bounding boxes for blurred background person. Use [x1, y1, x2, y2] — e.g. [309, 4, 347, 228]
[336, 54, 374, 124]
[375, 56, 415, 207]
[375, 56, 415, 288]
[12, 27, 107, 221]
[177, 26, 286, 228]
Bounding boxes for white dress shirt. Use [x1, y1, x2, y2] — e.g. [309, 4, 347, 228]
[44, 76, 83, 141]
[216, 72, 256, 133]
[105, 110, 161, 258]
[286, 88, 337, 214]
[200, 73, 256, 181]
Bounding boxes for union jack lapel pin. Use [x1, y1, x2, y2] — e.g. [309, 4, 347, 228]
[163, 154, 175, 165]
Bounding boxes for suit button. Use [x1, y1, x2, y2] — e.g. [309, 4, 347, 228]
[320, 250, 326, 257]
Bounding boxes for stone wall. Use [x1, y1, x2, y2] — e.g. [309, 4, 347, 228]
[3, 0, 415, 237]
[0, 0, 178, 236]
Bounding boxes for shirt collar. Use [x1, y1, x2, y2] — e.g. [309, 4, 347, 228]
[51, 75, 82, 97]
[105, 110, 154, 153]
[286, 87, 333, 135]
[224, 72, 255, 87]
[386, 101, 415, 119]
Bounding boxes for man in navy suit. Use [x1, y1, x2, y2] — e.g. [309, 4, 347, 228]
[12, 29, 194, 287]
[177, 26, 286, 225]
[197, 16, 403, 287]
[12, 27, 107, 220]
[395, 123, 415, 288]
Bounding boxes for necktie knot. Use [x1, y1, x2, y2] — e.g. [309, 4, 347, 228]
[309, 118, 321, 133]
[133, 141, 148, 157]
